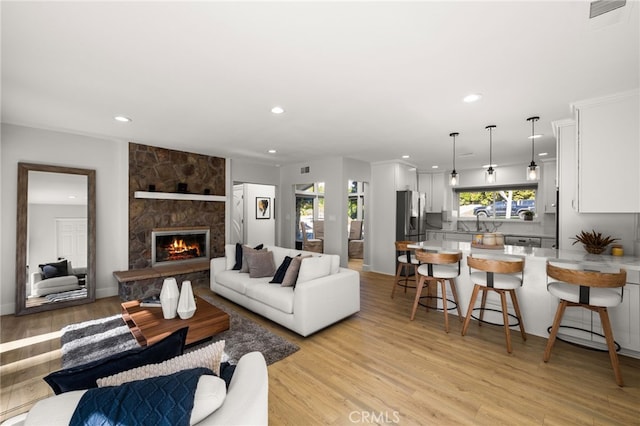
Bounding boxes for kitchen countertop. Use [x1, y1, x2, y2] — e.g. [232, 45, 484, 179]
[425, 229, 555, 239]
[409, 240, 640, 272]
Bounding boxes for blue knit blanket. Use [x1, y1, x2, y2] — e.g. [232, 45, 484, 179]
[70, 367, 213, 426]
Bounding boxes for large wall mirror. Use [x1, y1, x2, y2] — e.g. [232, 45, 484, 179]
[15, 163, 96, 315]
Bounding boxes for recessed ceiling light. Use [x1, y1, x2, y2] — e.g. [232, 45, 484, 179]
[463, 93, 482, 103]
[402, 155, 410, 159]
[271, 106, 285, 114]
[114, 115, 132, 122]
[268, 149, 277, 154]
[538, 152, 549, 157]
[528, 134, 543, 139]
[431, 165, 439, 169]
[482, 164, 498, 168]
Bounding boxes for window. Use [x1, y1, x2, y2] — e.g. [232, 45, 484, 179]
[295, 182, 324, 242]
[456, 186, 537, 220]
[348, 180, 365, 221]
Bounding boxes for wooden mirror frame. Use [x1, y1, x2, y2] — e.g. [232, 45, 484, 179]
[15, 162, 96, 315]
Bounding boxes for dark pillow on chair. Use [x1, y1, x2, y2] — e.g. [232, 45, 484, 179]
[270, 256, 293, 284]
[43, 327, 188, 395]
[232, 243, 265, 270]
[39, 260, 69, 279]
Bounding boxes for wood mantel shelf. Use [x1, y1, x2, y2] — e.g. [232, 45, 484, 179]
[113, 258, 210, 283]
[134, 191, 226, 202]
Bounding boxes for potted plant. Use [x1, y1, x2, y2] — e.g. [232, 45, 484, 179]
[522, 210, 534, 221]
[571, 230, 619, 254]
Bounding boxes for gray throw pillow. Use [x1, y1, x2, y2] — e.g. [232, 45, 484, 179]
[281, 255, 311, 287]
[239, 246, 265, 273]
[245, 250, 276, 278]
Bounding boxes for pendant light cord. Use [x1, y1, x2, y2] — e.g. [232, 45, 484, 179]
[527, 116, 539, 166]
[485, 125, 496, 170]
[530, 118, 535, 162]
[449, 132, 458, 172]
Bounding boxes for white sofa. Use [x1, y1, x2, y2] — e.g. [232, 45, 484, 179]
[0, 351, 268, 426]
[211, 244, 360, 337]
[30, 273, 82, 297]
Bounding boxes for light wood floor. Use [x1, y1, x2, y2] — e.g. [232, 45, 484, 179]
[2, 261, 640, 425]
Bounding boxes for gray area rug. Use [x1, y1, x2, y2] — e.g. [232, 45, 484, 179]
[61, 296, 299, 369]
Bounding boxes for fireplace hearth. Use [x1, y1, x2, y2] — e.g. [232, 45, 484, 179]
[151, 227, 210, 266]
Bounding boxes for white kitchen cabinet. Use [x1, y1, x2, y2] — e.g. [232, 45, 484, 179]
[572, 89, 640, 213]
[444, 232, 469, 243]
[418, 172, 444, 213]
[541, 238, 555, 249]
[397, 163, 418, 191]
[542, 160, 557, 213]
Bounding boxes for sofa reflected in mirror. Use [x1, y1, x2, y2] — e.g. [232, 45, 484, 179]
[15, 163, 96, 315]
[29, 259, 86, 301]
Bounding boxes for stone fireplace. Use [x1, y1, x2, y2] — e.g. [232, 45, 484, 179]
[151, 227, 210, 266]
[117, 142, 225, 301]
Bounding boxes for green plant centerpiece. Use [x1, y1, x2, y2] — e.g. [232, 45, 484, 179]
[571, 230, 619, 254]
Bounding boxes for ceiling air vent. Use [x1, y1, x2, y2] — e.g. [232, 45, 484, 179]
[589, 0, 626, 19]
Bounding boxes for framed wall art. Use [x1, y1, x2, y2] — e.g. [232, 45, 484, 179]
[256, 197, 271, 219]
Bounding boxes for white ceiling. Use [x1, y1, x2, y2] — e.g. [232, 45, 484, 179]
[2, 1, 638, 172]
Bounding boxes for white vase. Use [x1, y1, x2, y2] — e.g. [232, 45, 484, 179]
[177, 280, 197, 319]
[160, 277, 179, 319]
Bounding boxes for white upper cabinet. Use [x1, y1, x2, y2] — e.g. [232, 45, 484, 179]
[418, 173, 444, 213]
[542, 160, 557, 213]
[396, 163, 418, 191]
[572, 89, 640, 213]
[430, 173, 444, 213]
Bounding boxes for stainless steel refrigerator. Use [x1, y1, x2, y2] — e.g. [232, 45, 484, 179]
[396, 190, 426, 242]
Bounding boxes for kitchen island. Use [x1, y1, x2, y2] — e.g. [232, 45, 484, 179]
[408, 240, 640, 359]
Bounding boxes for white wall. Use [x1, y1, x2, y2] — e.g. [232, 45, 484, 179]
[1, 124, 128, 314]
[278, 157, 370, 267]
[229, 158, 280, 245]
[369, 161, 418, 275]
[243, 183, 276, 247]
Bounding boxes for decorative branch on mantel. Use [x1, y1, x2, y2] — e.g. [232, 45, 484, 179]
[134, 191, 226, 202]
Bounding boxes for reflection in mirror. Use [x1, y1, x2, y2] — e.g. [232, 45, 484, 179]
[16, 163, 96, 315]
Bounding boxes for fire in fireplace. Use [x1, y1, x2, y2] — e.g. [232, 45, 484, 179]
[151, 227, 210, 266]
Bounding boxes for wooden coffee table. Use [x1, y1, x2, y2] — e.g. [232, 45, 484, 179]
[121, 296, 230, 347]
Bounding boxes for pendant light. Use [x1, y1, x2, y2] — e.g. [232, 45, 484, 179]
[485, 125, 497, 183]
[526, 116, 540, 181]
[449, 132, 459, 186]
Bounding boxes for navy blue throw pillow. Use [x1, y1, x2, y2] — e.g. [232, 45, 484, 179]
[232, 243, 265, 270]
[270, 256, 293, 284]
[219, 362, 236, 389]
[43, 327, 189, 394]
[232, 243, 243, 270]
[39, 259, 69, 279]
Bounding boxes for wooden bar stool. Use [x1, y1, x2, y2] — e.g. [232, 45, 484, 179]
[462, 255, 526, 353]
[544, 261, 626, 386]
[391, 241, 419, 298]
[411, 250, 462, 333]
